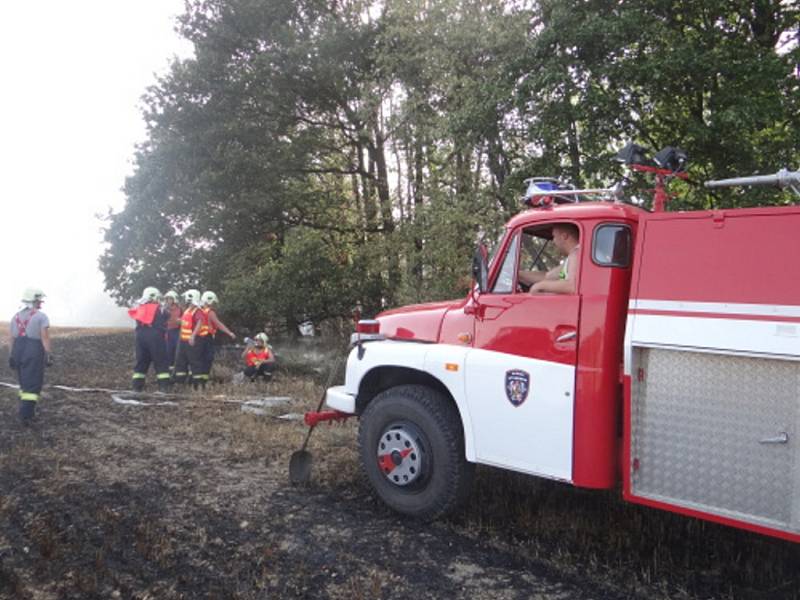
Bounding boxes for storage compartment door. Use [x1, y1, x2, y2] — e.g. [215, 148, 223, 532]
[630, 348, 800, 534]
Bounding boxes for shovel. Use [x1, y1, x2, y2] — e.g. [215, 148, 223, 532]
[289, 358, 342, 484]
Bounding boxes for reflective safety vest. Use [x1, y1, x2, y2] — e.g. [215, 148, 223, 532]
[559, 245, 581, 280]
[245, 348, 270, 367]
[128, 303, 159, 326]
[200, 307, 217, 336]
[180, 307, 199, 341]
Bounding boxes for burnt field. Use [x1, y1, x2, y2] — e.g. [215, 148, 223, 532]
[0, 329, 798, 599]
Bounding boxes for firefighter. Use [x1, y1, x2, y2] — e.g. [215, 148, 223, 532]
[164, 290, 182, 372]
[519, 223, 581, 294]
[173, 289, 201, 385]
[8, 288, 52, 424]
[242, 333, 276, 382]
[188, 291, 235, 389]
[129, 286, 171, 392]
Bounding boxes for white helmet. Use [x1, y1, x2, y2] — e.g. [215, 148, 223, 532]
[141, 286, 161, 303]
[255, 332, 269, 346]
[164, 290, 180, 301]
[183, 289, 201, 307]
[21, 288, 46, 303]
[201, 291, 219, 307]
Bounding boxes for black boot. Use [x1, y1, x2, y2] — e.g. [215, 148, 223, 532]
[132, 378, 145, 392]
[19, 400, 36, 424]
[158, 379, 171, 393]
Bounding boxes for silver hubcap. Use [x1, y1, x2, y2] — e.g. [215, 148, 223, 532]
[377, 425, 423, 486]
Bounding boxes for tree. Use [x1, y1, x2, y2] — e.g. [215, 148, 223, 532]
[102, 0, 800, 331]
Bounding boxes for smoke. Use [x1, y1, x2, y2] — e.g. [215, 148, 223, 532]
[0, 1, 192, 329]
[2, 266, 131, 328]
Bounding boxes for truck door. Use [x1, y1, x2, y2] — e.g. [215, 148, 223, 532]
[464, 224, 580, 481]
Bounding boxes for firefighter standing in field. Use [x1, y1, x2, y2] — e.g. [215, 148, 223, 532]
[173, 289, 201, 385]
[8, 288, 52, 424]
[163, 290, 182, 372]
[129, 287, 171, 392]
[189, 291, 235, 389]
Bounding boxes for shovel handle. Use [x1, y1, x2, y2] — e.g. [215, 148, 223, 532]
[299, 423, 316, 453]
[297, 356, 345, 452]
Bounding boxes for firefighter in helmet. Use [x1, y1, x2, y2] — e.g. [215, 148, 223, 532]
[163, 290, 182, 372]
[8, 288, 52, 424]
[188, 291, 235, 389]
[173, 289, 201, 385]
[128, 286, 171, 392]
[242, 333, 276, 382]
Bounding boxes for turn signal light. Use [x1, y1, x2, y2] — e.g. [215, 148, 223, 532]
[356, 319, 380, 335]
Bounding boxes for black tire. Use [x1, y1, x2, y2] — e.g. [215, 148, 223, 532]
[358, 384, 474, 520]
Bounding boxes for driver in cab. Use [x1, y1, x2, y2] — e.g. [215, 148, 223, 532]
[518, 223, 580, 294]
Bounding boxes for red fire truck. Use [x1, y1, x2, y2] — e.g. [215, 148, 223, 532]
[319, 152, 800, 543]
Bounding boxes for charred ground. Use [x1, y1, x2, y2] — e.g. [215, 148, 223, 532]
[0, 329, 798, 599]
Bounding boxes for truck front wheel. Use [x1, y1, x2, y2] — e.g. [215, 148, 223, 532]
[358, 384, 474, 520]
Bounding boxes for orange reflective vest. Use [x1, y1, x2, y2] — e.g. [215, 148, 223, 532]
[245, 348, 270, 367]
[179, 307, 199, 341]
[200, 307, 217, 336]
[128, 303, 159, 326]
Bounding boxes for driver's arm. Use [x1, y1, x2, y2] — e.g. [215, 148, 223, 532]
[519, 264, 562, 286]
[530, 253, 578, 294]
[530, 278, 575, 294]
[517, 269, 546, 286]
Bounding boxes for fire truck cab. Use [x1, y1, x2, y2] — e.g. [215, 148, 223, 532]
[324, 178, 800, 543]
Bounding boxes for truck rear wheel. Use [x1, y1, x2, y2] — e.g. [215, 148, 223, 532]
[358, 384, 474, 520]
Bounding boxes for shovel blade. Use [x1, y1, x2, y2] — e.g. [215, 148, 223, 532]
[289, 450, 313, 484]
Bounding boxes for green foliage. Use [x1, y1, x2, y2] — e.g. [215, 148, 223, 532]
[102, 0, 800, 328]
[222, 227, 370, 330]
[517, 0, 800, 207]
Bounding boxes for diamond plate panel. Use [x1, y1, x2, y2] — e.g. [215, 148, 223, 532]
[631, 347, 800, 532]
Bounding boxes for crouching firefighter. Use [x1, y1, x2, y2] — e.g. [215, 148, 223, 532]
[173, 289, 201, 385]
[242, 333, 275, 382]
[188, 291, 235, 390]
[8, 288, 52, 424]
[128, 287, 171, 392]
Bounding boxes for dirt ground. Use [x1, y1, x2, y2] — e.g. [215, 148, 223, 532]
[1, 329, 798, 599]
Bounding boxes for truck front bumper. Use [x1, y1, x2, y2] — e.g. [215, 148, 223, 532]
[325, 385, 356, 414]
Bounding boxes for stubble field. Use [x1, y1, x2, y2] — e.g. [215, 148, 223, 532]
[0, 327, 798, 599]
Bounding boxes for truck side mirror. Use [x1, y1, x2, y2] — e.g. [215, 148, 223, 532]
[472, 244, 489, 294]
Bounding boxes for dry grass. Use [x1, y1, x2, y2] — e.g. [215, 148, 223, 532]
[1, 329, 799, 599]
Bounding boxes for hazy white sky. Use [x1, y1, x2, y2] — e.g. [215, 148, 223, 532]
[0, 1, 192, 326]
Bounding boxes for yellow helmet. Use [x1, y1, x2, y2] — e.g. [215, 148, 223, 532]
[183, 289, 201, 306]
[141, 287, 161, 303]
[201, 291, 219, 307]
[21, 288, 46, 303]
